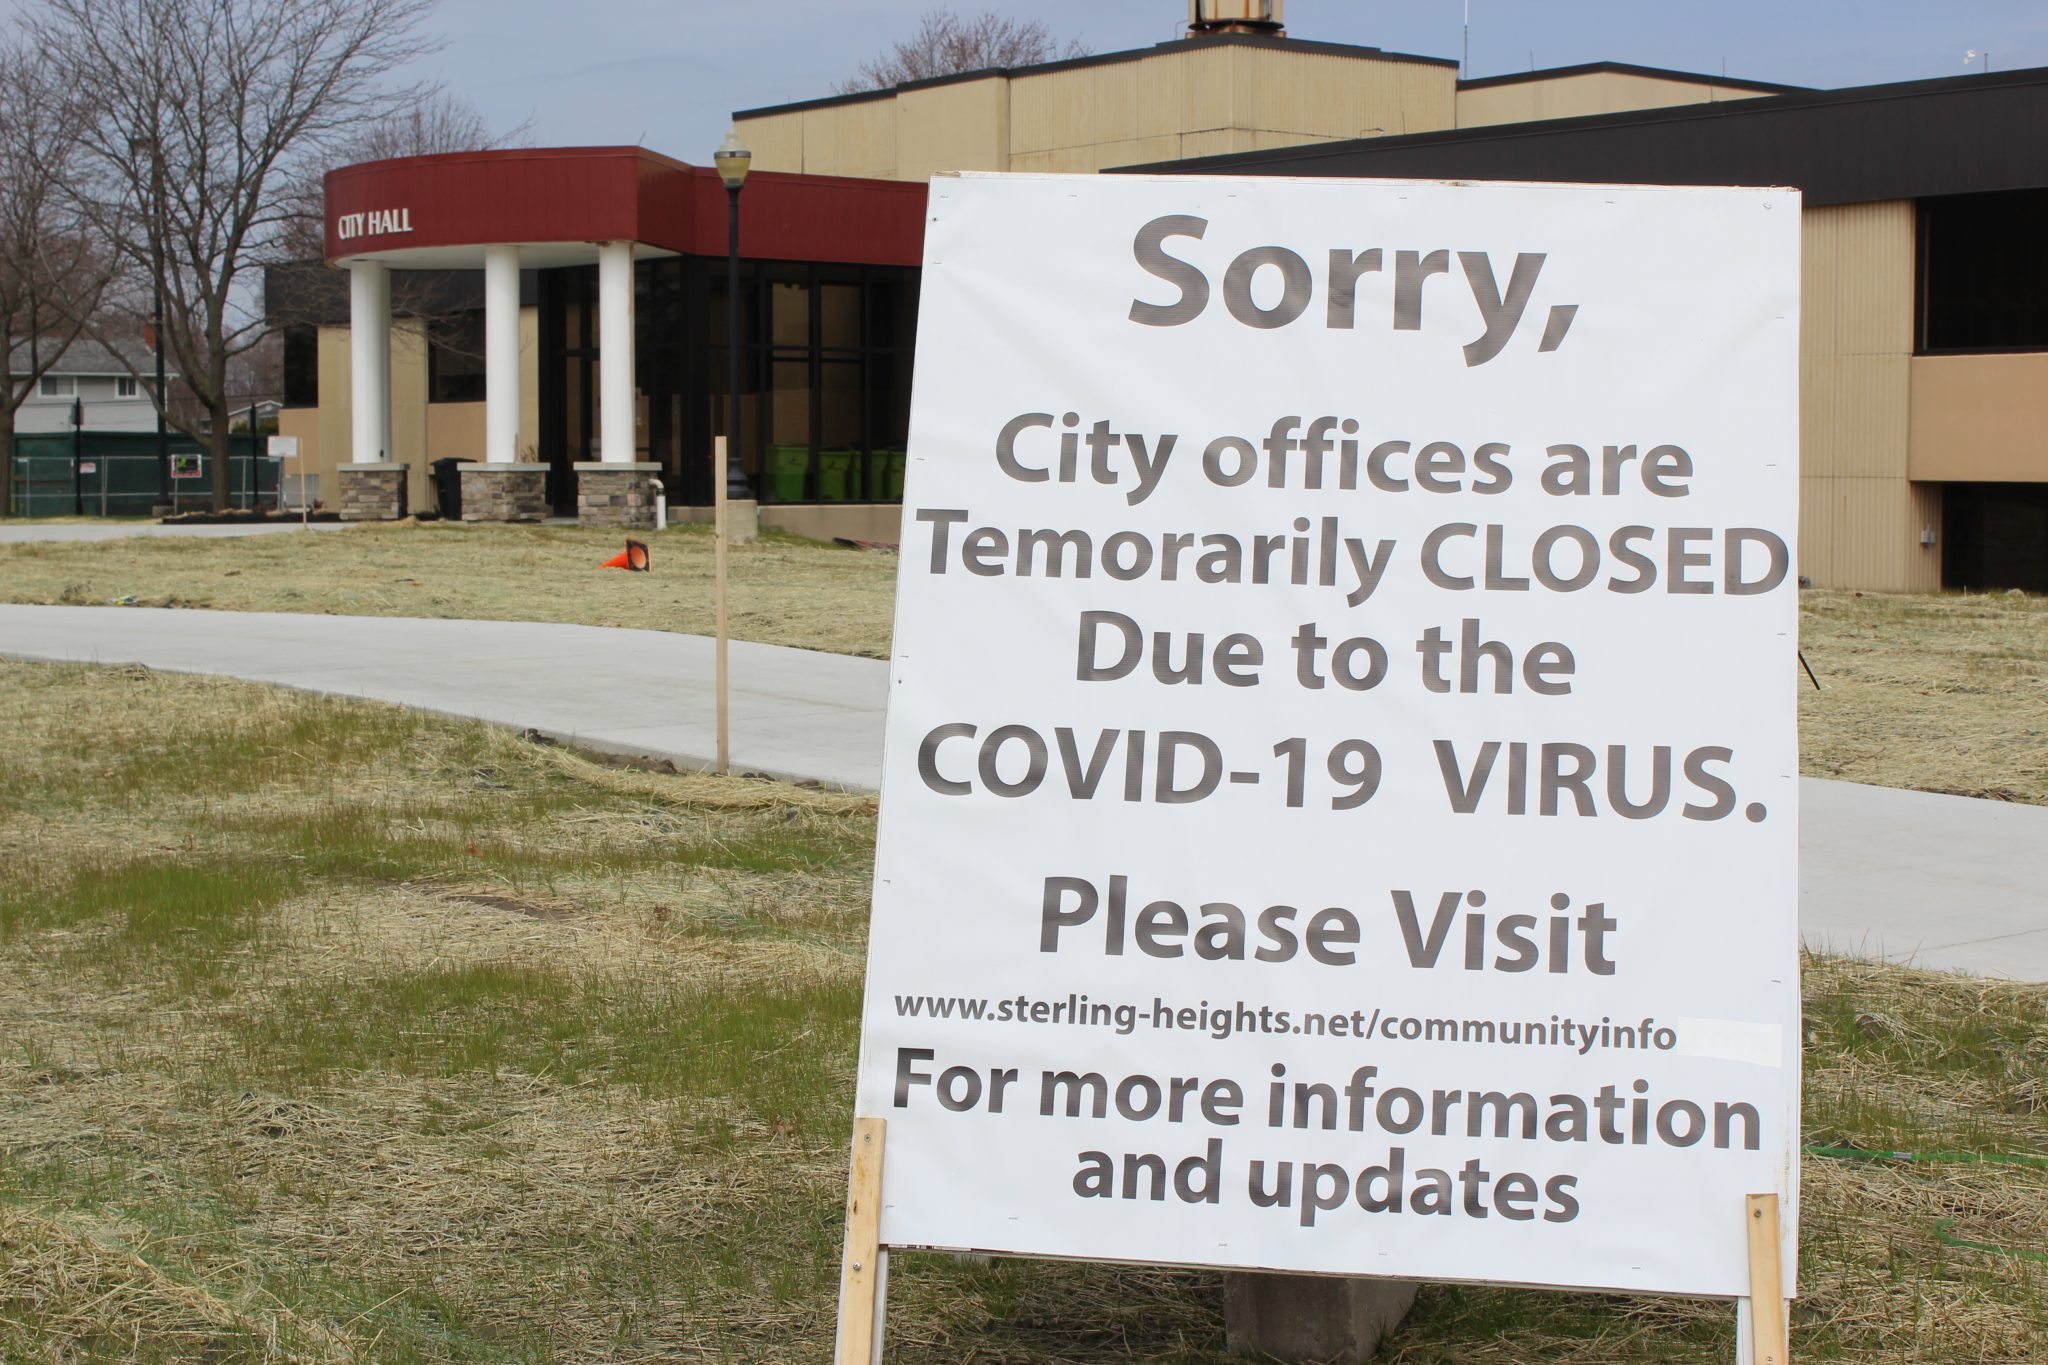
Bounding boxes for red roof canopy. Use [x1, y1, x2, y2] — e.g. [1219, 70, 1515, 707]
[323, 146, 927, 268]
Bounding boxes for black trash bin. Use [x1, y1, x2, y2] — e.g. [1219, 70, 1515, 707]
[430, 457, 465, 521]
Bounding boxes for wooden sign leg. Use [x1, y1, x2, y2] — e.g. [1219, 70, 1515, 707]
[834, 1117, 888, 1365]
[1742, 1192, 1789, 1365]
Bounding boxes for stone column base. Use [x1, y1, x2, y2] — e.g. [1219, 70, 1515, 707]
[1224, 1273, 1416, 1362]
[573, 461, 659, 529]
[460, 462, 548, 523]
[336, 463, 408, 521]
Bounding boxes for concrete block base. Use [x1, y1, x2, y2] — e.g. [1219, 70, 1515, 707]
[573, 462, 659, 529]
[461, 463, 547, 523]
[336, 463, 407, 521]
[1223, 1272, 1416, 1363]
[671, 499, 761, 544]
[726, 498, 759, 544]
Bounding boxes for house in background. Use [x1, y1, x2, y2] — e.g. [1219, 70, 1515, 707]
[8, 338, 168, 434]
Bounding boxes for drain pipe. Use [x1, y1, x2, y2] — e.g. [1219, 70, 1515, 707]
[651, 477, 667, 532]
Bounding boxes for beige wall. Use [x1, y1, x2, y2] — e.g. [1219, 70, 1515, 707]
[1908, 353, 2048, 483]
[741, 44, 1461, 180]
[758, 502, 904, 543]
[1798, 200, 1940, 591]
[738, 96, 898, 180]
[391, 320, 431, 508]
[313, 323, 351, 500]
[897, 77, 1009, 183]
[740, 52, 1804, 180]
[307, 305, 540, 513]
[1457, 72, 1777, 128]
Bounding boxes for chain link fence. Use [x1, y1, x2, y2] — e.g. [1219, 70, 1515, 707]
[9, 432, 281, 518]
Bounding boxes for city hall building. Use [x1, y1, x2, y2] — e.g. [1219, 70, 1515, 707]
[276, 146, 925, 539]
[279, 1, 2048, 591]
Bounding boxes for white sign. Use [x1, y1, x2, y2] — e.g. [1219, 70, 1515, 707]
[859, 172, 1800, 1298]
[267, 436, 299, 461]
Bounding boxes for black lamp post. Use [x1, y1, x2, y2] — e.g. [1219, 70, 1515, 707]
[129, 134, 169, 507]
[713, 129, 752, 500]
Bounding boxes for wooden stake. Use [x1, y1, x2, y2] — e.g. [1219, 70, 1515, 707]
[713, 435, 730, 776]
[835, 1117, 888, 1365]
[1745, 1192, 1789, 1365]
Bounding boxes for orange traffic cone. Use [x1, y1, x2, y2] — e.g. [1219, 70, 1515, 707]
[601, 539, 650, 571]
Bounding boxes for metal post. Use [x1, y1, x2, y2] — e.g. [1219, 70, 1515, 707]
[726, 185, 748, 500]
[149, 139, 169, 508]
[71, 397, 84, 516]
[153, 280, 168, 505]
[715, 436, 731, 777]
[246, 402, 257, 510]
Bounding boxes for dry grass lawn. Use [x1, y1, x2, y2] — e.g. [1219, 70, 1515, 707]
[1, 661, 2043, 1363]
[1798, 588, 2048, 804]
[0, 521, 900, 658]
[3, 522, 2046, 804]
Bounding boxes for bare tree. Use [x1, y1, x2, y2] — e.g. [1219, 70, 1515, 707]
[31, 0, 440, 511]
[275, 89, 526, 263]
[838, 8, 1088, 93]
[258, 88, 527, 426]
[0, 49, 121, 518]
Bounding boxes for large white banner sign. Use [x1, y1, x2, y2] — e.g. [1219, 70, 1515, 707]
[858, 172, 1800, 1297]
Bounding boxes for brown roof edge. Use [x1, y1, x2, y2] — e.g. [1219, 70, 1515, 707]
[732, 32, 1457, 121]
[1457, 60, 1807, 95]
[1119, 63, 2048, 177]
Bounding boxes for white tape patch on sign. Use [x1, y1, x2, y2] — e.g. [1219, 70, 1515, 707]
[858, 172, 1801, 1299]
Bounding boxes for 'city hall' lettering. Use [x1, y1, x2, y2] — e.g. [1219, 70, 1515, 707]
[335, 208, 414, 240]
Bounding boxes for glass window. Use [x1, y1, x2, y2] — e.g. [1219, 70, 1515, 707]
[767, 355, 812, 496]
[706, 262, 758, 351]
[678, 260, 924, 507]
[821, 281, 861, 350]
[283, 326, 318, 407]
[868, 271, 920, 351]
[428, 311, 487, 403]
[770, 273, 810, 346]
[117, 375, 138, 398]
[564, 355, 587, 459]
[866, 349, 913, 503]
[1920, 190, 2048, 352]
[820, 357, 861, 500]
[39, 375, 71, 397]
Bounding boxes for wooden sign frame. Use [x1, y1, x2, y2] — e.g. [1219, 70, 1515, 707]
[830, 1128, 1789, 1365]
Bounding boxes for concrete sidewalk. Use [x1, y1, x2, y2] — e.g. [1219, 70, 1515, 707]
[2, 603, 2043, 980]
[0, 604, 887, 791]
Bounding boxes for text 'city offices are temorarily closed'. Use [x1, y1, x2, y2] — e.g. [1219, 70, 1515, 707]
[859, 172, 1800, 1298]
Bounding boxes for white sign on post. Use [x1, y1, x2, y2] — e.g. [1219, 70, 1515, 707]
[858, 172, 1800, 1300]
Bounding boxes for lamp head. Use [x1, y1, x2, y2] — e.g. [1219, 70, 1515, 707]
[714, 129, 752, 190]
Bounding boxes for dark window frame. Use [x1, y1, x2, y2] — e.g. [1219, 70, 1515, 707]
[1916, 189, 2048, 355]
[537, 255, 919, 509]
[426, 310, 489, 405]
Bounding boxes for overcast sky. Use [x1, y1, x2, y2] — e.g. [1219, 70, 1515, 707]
[402, 0, 2048, 161]
[5, 1, 2044, 163]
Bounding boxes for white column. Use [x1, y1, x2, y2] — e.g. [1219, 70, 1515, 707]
[484, 245, 522, 463]
[348, 260, 391, 463]
[597, 240, 636, 463]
